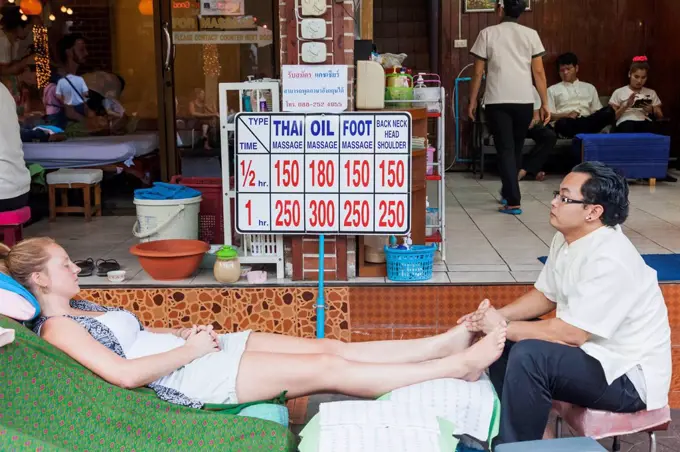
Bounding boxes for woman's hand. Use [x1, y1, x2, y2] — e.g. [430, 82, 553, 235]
[625, 92, 636, 108]
[540, 105, 551, 125]
[183, 328, 220, 359]
[468, 99, 478, 121]
[643, 104, 654, 116]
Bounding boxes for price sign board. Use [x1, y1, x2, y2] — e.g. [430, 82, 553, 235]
[235, 112, 412, 235]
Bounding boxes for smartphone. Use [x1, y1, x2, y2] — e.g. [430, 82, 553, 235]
[632, 97, 652, 109]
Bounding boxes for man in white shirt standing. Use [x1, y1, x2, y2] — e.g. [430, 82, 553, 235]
[548, 53, 616, 138]
[459, 162, 672, 445]
[0, 5, 34, 77]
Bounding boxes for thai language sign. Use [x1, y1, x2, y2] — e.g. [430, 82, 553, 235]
[282, 65, 348, 113]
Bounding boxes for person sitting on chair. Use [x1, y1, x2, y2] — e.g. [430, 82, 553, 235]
[519, 86, 557, 182]
[610, 56, 663, 134]
[610, 56, 675, 182]
[189, 88, 219, 150]
[548, 53, 615, 138]
[458, 162, 672, 446]
[0, 237, 508, 409]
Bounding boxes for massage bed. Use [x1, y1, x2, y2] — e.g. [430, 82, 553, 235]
[22, 132, 160, 185]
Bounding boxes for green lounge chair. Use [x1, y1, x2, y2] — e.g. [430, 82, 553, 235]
[0, 316, 297, 451]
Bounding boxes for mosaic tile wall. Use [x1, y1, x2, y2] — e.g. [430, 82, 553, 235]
[80, 283, 680, 408]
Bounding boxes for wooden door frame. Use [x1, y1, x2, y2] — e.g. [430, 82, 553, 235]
[153, 0, 177, 182]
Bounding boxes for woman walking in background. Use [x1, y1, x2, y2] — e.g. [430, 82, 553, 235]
[468, 0, 550, 215]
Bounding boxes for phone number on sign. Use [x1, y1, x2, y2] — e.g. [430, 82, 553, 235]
[284, 101, 344, 109]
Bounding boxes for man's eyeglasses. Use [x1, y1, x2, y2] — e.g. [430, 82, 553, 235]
[553, 191, 587, 205]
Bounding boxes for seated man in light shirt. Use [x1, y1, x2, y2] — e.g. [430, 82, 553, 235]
[458, 161, 672, 445]
[548, 53, 615, 138]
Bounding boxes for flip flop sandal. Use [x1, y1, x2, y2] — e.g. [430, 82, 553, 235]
[96, 259, 121, 277]
[75, 258, 95, 277]
[499, 207, 522, 216]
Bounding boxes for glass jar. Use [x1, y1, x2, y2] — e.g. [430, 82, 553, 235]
[213, 246, 241, 283]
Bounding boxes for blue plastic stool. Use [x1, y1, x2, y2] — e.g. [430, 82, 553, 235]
[495, 437, 607, 452]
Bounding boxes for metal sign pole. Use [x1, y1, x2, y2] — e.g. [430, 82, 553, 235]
[316, 234, 325, 339]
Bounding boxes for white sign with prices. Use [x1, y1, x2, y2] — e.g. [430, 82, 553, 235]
[235, 112, 412, 235]
[200, 0, 244, 16]
[282, 65, 348, 113]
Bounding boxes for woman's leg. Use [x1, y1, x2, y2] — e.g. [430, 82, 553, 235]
[486, 105, 521, 207]
[235, 326, 507, 403]
[245, 324, 475, 364]
[615, 120, 655, 134]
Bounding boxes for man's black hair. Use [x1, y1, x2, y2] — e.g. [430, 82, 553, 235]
[0, 5, 29, 31]
[556, 52, 579, 70]
[500, 0, 526, 19]
[57, 33, 85, 64]
[572, 162, 630, 227]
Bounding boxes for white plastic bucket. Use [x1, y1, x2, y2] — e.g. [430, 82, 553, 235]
[133, 195, 202, 242]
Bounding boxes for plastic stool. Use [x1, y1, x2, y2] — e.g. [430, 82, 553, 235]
[553, 401, 671, 452]
[0, 206, 31, 246]
[495, 437, 607, 451]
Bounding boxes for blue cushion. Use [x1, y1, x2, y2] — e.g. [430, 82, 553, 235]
[0, 273, 40, 320]
[496, 437, 607, 452]
[238, 404, 289, 427]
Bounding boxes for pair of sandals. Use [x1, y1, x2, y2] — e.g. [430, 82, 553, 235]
[74, 258, 121, 277]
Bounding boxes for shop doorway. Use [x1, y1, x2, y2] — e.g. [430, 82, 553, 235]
[154, 0, 277, 180]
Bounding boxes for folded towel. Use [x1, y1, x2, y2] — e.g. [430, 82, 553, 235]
[0, 273, 41, 319]
[134, 182, 201, 200]
[0, 327, 15, 347]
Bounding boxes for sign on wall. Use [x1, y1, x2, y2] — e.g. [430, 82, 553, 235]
[173, 28, 273, 46]
[282, 65, 348, 113]
[235, 112, 412, 235]
[201, 0, 244, 16]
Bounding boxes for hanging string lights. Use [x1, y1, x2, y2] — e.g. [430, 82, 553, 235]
[33, 24, 51, 88]
[202, 44, 221, 77]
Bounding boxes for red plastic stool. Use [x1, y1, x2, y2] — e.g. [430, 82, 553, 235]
[553, 401, 671, 452]
[0, 207, 31, 246]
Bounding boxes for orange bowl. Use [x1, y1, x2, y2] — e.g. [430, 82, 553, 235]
[129, 239, 210, 281]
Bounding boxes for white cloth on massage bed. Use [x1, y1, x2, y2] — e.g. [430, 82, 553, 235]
[22, 132, 159, 169]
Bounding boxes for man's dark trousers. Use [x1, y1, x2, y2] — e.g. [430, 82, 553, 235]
[489, 339, 646, 446]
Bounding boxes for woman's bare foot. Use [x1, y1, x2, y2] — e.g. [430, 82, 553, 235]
[447, 325, 507, 381]
[439, 324, 476, 356]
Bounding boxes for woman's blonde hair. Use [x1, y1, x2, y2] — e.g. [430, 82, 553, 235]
[0, 237, 56, 291]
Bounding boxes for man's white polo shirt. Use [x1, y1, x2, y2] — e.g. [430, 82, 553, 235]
[535, 225, 671, 410]
[547, 80, 602, 118]
[470, 18, 545, 106]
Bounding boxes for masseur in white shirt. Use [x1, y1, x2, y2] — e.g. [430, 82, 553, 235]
[459, 162, 672, 445]
[548, 52, 616, 138]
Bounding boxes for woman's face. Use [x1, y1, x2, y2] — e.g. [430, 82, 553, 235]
[37, 244, 81, 298]
[630, 69, 648, 90]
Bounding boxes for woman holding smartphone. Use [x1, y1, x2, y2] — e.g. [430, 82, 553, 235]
[610, 56, 664, 134]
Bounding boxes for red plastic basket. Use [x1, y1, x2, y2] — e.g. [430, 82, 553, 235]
[170, 175, 235, 245]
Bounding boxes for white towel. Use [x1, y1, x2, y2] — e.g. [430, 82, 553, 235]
[0, 327, 15, 347]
